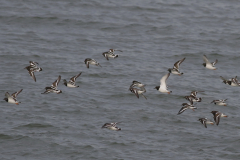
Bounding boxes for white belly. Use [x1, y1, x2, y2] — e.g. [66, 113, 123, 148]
[8, 98, 16, 104]
[216, 102, 227, 106]
[206, 64, 216, 70]
[67, 83, 77, 88]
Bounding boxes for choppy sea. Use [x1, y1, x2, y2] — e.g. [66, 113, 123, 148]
[0, 0, 240, 159]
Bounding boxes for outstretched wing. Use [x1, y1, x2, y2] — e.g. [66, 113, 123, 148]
[203, 55, 210, 64]
[29, 61, 39, 68]
[12, 89, 23, 98]
[102, 52, 109, 60]
[215, 113, 221, 125]
[199, 118, 207, 128]
[84, 58, 91, 68]
[70, 72, 82, 84]
[220, 76, 227, 81]
[29, 69, 36, 82]
[177, 106, 188, 115]
[160, 73, 170, 89]
[212, 59, 218, 66]
[173, 58, 185, 70]
[5, 92, 11, 98]
[51, 75, 61, 89]
[190, 91, 204, 97]
[129, 88, 139, 98]
[232, 76, 239, 85]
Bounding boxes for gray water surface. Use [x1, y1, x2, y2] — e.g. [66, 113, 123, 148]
[1, 0, 240, 160]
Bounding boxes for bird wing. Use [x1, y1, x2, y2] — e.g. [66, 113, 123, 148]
[5, 92, 11, 98]
[202, 119, 207, 128]
[211, 100, 217, 103]
[203, 55, 210, 64]
[173, 58, 185, 70]
[232, 76, 239, 85]
[212, 59, 218, 66]
[190, 91, 197, 97]
[160, 73, 170, 89]
[12, 89, 23, 98]
[51, 75, 61, 89]
[29, 61, 39, 68]
[29, 69, 36, 82]
[130, 88, 139, 98]
[177, 106, 188, 115]
[84, 59, 91, 68]
[215, 113, 221, 125]
[220, 76, 227, 81]
[102, 52, 109, 60]
[70, 72, 82, 83]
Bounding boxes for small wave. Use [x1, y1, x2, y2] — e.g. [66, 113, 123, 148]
[0, 134, 12, 139]
[19, 123, 54, 128]
[110, 142, 127, 146]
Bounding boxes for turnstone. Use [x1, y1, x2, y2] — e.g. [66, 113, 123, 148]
[155, 73, 172, 94]
[202, 55, 218, 70]
[102, 49, 122, 60]
[220, 76, 240, 86]
[63, 72, 82, 88]
[185, 91, 204, 102]
[211, 111, 228, 126]
[185, 95, 202, 102]
[220, 76, 232, 85]
[4, 89, 23, 105]
[129, 86, 147, 100]
[168, 57, 186, 75]
[41, 75, 62, 94]
[177, 100, 197, 115]
[211, 99, 227, 106]
[25, 61, 42, 82]
[84, 58, 102, 68]
[130, 80, 146, 88]
[231, 76, 240, 86]
[190, 91, 204, 97]
[29, 61, 39, 68]
[198, 118, 214, 128]
[102, 52, 118, 60]
[102, 122, 121, 131]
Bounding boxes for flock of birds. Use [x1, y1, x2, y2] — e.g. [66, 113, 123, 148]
[3, 52, 238, 130]
[128, 55, 236, 129]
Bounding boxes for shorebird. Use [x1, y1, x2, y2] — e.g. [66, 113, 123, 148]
[190, 91, 204, 97]
[102, 122, 121, 131]
[185, 95, 202, 102]
[177, 100, 197, 115]
[211, 99, 228, 106]
[129, 86, 147, 100]
[211, 111, 228, 126]
[84, 58, 102, 68]
[63, 72, 82, 88]
[198, 118, 214, 128]
[220, 76, 240, 86]
[25, 61, 42, 82]
[202, 55, 218, 70]
[130, 81, 146, 88]
[185, 91, 204, 102]
[4, 89, 23, 105]
[168, 58, 186, 75]
[42, 75, 62, 94]
[102, 52, 118, 60]
[155, 73, 172, 94]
